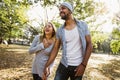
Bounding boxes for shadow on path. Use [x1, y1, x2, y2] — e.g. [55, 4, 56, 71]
[101, 59, 120, 80]
[0, 44, 32, 69]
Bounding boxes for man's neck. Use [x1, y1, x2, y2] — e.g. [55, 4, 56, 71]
[65, 17, 76, 30]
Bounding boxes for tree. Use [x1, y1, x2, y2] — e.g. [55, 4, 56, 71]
[0, 0, 29, 43]
[110, 27, 120, 54]
[110, 0, 120, 54]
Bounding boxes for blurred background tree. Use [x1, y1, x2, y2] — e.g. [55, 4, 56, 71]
[0, 0, 29, 43]
[110, 11, 120, 54]
[110, 0, 120, 54]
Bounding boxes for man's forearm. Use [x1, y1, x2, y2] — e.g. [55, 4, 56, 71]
[45, 48, 58, 67]
[45, 39, 60, 67]
[82, 42, 92, 66]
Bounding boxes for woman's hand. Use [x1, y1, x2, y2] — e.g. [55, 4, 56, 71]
[43, 39, 50, 48]
[43, 38, 53, 48]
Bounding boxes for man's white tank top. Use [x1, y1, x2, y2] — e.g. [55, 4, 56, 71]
[64, 26, 83, 66]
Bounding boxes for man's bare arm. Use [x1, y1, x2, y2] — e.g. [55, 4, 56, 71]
[75, 35, 93, 76]
[45, 39, 61, 67]
[82, 35, 93, 66]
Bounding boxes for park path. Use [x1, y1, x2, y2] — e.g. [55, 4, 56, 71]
[0, 44, 120, 80]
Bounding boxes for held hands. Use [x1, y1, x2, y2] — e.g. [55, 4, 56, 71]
[42, 74, 47, 80]
[42, 67, 50, 80]
[74, 63, 86, 76]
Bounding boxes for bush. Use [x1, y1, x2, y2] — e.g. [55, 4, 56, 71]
[110, 40, 120, 54]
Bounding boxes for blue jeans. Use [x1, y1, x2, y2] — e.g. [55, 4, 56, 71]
[54, 63, 83, 80]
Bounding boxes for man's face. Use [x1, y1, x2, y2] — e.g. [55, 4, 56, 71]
[59, 5, 71, 20]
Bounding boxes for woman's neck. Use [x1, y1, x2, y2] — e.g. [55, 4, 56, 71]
[45, 35, 52, 40]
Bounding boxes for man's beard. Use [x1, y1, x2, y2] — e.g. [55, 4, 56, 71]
[60, 13, 69, 20]
[61, 15, 67, 20]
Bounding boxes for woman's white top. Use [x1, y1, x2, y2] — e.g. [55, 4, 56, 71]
[64, 26, 83, 66]
[29, 35, 54, 77]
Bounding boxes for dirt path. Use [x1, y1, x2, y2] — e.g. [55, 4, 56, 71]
[0, 44, 33, 80]
[0, 44, 120, 80]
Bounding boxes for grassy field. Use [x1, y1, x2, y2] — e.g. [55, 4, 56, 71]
[0, 44, 120, 80]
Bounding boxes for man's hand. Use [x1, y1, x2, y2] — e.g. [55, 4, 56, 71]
[42, 73, 47, 80]
[42, 67, 50, 80]
[74, 63, 86, 76]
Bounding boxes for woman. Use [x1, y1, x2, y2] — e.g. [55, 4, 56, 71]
[29, 22, 56, 80]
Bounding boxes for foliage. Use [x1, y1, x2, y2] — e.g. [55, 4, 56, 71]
[110, 0, 120, 54]
[28, 0, 57, 6]
[101, 40, 111, 53]
[112, 11, 120, 26]
[0, 0, 29, 41]
[91, 31, 109, 52]
[112, 27, 120, 39]
[28, 0, 97, 22]
[72, 0, 96, 21]
[110, 40, 120, 54]
[110, 27, 120, 54]
[0, 0, 112, 49]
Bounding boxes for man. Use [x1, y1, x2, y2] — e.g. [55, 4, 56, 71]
[44, 2, 92, 80]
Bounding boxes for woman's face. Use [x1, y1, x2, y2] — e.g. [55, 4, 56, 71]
[44, 23, 54, 35]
